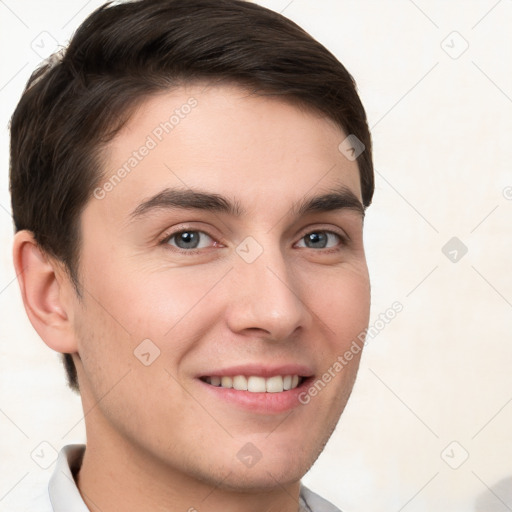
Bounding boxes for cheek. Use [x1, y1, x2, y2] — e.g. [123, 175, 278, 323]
[75, 256, 231, 392]
[303, 263, 371, 346]
[82, 247, 229, 339]
[309, 266, 370, 409]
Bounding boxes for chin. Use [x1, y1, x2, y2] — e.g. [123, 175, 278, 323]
[196, 438, 320, 493]
[209, 462, 308, 493]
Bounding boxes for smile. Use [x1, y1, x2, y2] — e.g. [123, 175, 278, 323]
[201, 375, 303, 393]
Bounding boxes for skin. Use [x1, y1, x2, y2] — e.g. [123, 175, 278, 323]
[13, 84, 370, 512]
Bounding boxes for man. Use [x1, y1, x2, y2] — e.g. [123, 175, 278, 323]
[10, 0, 374, 510]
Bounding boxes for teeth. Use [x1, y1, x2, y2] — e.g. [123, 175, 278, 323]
[266, 375, 284, 393]
[248, 376, 266, 392]
[221, 376, 233, 388]
[233, 375, 248, 391]
[206, 375, 303, 393]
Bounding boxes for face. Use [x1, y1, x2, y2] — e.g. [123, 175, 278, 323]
[71, 83, 370, 490]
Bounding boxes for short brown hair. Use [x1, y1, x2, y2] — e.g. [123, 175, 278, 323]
[9, 0, 374, 393]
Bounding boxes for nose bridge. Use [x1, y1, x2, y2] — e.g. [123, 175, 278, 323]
[226, 237, 308, 339]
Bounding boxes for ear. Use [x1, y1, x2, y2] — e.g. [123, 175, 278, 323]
[12, 230, 78, 354]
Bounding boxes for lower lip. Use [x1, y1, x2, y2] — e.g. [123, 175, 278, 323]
[198, 378, 313, 414]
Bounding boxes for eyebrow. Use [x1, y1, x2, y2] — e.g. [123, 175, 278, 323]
[128, 185, 365, 221]
[294, 187, 365, 218]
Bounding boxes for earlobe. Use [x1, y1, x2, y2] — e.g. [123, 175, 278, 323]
[12, 230, 78, 354]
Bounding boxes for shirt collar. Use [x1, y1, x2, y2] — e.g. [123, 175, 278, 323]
[48, 444, 89, 512]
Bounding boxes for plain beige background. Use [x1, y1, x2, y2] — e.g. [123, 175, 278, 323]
[1, 1, 511, 511]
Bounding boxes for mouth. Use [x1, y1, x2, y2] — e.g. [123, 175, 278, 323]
[200, 374, 305, 393]
[196, 365, 314, 414]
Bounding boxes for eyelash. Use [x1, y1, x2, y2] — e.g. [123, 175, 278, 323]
[158, 227, 349, 255]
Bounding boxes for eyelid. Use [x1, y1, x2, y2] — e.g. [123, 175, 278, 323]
[293, 232, 344, 251]
[158, 224, 351, 254]
[294, 225, 350, 246]
[158, 225, 224, 251]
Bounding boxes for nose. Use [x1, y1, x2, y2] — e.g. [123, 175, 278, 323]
[224, 243, 311, 342]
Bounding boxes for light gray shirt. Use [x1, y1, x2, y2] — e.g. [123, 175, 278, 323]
[27, 444, 342, 512]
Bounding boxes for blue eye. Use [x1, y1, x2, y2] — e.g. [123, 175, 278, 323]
[165, 230, 214, 250]
[296, 231, 342, 249]
[160, 228, 345, 254]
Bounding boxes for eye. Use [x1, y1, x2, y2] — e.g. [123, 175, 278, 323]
[296, 231, 343, 249]
[163, 230, 215, 250]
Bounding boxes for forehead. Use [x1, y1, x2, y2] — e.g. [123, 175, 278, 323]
[90, 83, 362, 223]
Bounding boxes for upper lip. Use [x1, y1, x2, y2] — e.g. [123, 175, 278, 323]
[198, 363, 314, 379]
